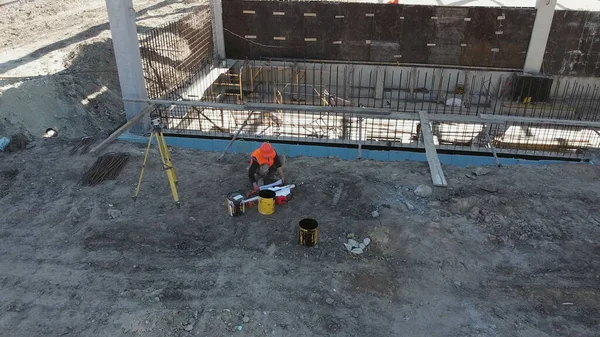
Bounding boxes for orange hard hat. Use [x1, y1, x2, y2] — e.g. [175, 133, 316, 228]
[259, 142, 275, 157]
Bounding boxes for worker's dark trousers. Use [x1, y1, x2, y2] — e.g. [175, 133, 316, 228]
[251, 155, 286, 185]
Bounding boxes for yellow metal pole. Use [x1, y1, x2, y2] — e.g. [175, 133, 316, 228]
[156, 132, 180, 207]
[133, 132, 155, 201]
[158, 131, 177, 184]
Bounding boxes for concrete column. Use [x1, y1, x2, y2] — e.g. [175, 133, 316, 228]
[105, 0, 150, 133]
[523, 0, 558, 74]
[210, 0, 226, 60]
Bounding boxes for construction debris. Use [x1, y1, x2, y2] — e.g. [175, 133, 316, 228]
[0, 137, 9, 151]
[344, 235, 371, 254]
[81, 152, 130, 186]
[4, 133, 30, 152]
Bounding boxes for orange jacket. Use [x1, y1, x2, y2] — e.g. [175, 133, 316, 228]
[250, 148, 275, 167]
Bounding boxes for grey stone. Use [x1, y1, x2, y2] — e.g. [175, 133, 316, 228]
[474, 167, 491, 176]
[184, 324, 194, 331]
[325, 298, 334, 305]
[107, 209, 121, 219]
[346, 232, 356, 239]
[343, 243, 353, 251]
[359, 243, 366, 249]
[468, 207, 480, 219]
[347, 239, 360, 248]
[242, 316, 250, 323]
[363, 238, 371, 246]
[371, 210, 380, 218]
[454, 281, 462, 287]
[414, 185, 433, 198]
[480, 184, 498, 193]
[405, 201, 415, 211]
[519, 233, 529, 241]
[350, 247, 364, 254]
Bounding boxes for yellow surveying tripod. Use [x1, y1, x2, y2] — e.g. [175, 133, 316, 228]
[133, 117, 181, 208]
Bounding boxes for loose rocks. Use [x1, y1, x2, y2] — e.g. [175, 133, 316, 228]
[351, 248, 364, 254]
[344, 236, 371, 254]
[414, 185, 433, 198]
[473, 167, 491, 176]
[325, 298, 335, 305]
[480, 184, 499, 193]
[107, 209, 121, 219]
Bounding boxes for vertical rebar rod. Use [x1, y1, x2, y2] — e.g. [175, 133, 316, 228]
[444, 73, 451, 115]
[485, 75, 492, 113]
[381, 69, 387, 109]
[397, 70, 402, 112]
[421, 71, 427, 111]
[357, 69, 363, 107]
[476, 75, 485, 115]
[404, 70, 409, 112]
[368, 69, 373, 108]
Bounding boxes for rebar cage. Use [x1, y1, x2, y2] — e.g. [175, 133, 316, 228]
[138, 6, 600, 160]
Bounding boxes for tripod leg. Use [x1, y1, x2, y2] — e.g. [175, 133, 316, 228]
[156, 132, 180, 207]
[133, 132, 155, 201]
[158, 131, 177, 184]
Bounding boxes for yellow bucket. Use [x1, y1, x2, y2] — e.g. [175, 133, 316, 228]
[258, 190, 276, 215]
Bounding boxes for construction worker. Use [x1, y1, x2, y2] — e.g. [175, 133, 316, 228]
[249, 142, 285, 192]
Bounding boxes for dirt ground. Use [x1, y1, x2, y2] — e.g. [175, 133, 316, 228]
[1, 0, 600, 336]
[0, 138, 599, 337]
[0, 0, 199, 139]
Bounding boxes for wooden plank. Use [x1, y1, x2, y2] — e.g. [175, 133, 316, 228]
[419, 111, 448, 187]
[89, 104, 154, 155]
[482, 124, 501, 167]
[217, 110, 254, 161]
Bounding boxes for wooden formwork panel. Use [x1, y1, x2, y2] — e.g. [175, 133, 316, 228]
[223, 0, 535, 68]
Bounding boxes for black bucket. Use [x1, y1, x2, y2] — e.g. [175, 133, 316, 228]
[298, 218, 318, 246]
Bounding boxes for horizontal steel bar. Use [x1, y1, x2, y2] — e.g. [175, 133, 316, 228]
[479, 114, 600, 128]
[124, 98, 600, 128]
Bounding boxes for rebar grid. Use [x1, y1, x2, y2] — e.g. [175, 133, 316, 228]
[156, 104, 596, 159]
[136, 8, 600, 159]
[190, 62, 600, 125]
[139, 4, 215, 100]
